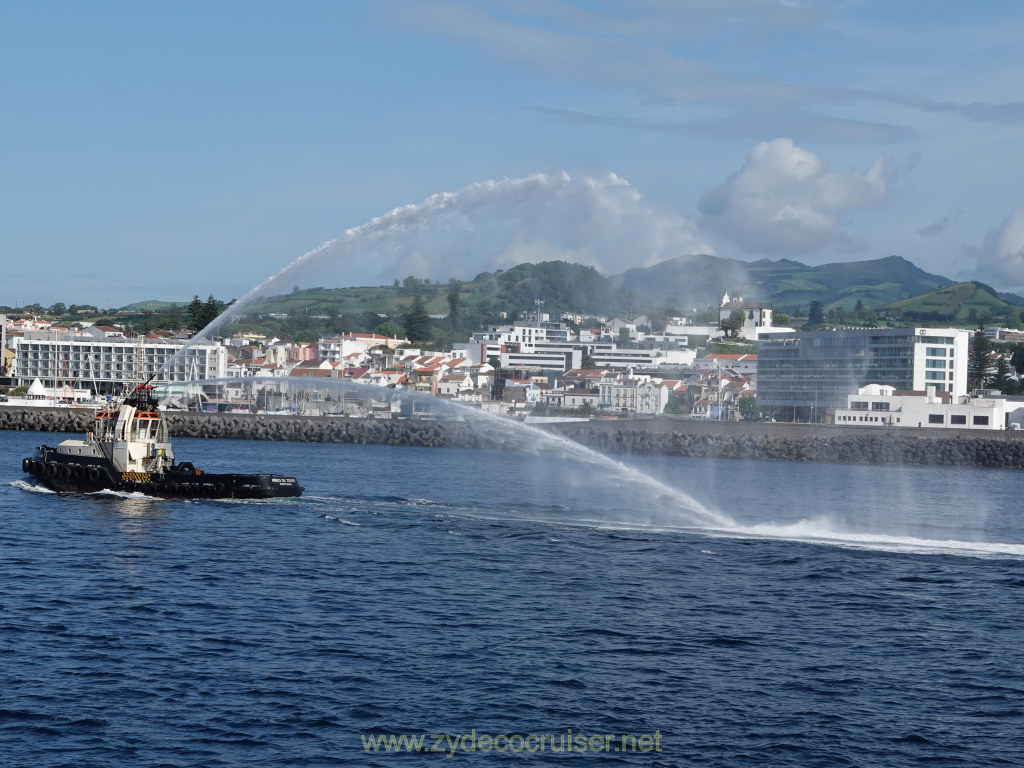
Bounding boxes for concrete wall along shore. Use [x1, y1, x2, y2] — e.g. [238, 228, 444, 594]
[3, 406, 1024, 469]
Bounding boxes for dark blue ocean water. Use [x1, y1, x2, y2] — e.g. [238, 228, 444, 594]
[2, 428, 1023, 767]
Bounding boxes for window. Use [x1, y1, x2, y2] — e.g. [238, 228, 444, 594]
[928, 414, 944, 424]
[974, 415, 990, 426]
[850, 401, 868, 411]
[925, 371, 946, 380]
[951, 414, 967, 425]
[925, 347, 947, 357]
[871, 402, 890, 411]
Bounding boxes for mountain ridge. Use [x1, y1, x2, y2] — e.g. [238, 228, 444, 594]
[610, 253, 959, 312]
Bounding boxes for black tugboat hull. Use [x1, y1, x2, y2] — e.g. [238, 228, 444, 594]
[22, 452, 303, 499]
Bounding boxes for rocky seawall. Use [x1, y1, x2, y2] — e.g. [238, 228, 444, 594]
[4, 406, 1024, 469]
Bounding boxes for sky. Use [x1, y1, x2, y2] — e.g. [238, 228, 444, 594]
[2, 0, 1024, 309]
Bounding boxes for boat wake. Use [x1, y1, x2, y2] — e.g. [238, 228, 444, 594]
[323, 514, 361, 526]
[91, 488, 167, 500]
[721, 518, 1024, 558]
[322, 493, 1024, 559]
[10, 479, 55, 494]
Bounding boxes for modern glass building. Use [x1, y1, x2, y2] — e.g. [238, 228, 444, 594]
[756, 327, 970, 412]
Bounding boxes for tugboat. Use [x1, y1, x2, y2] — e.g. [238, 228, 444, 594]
[22, 382, 303, 499]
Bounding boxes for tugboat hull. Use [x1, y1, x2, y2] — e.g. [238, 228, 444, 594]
[20, 380, 303, 500]
[23, 453, 303, 499]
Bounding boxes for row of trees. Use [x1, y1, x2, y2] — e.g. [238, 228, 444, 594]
[803, 299, 879, 328]
[0, 302, 99, 316]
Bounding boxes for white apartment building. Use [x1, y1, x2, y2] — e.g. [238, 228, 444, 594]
[13, 330, 226, 395]
[598, 376, 671, 415]
[590, 345, 696, 370]
[319, 333, 406, 364]
[457, 319, 696, 372]
[984, 327, 1024, 343]
[500, 348, 584, 372]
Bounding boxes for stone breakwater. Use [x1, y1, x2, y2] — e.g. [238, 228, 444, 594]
[4, 406, 1024, 469]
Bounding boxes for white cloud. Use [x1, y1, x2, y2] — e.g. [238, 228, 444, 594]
[697, 138, 886, 255]
[965, 208, 1024, 290]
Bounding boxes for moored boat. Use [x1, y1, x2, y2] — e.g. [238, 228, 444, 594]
[22, 383, 302, 499]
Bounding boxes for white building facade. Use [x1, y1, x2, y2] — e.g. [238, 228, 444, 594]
[834, 384, 1007, 430]
[14, 331, 226, 395]
[598, 377, 670, 415]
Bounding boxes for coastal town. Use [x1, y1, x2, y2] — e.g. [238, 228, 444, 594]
[4, 293, 1024, 431]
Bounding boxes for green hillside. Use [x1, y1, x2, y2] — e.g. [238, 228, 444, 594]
[109, 255, 1024, 335]
[235, 262, 648, 321]
[876, 281, 1024, 325]
[611, 254, 954, 312]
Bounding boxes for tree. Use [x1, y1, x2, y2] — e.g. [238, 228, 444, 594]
[49, 302, 67, 316]
[374, 320, 405, 340]
[1011, 343, 1024, 376]
[720, 309, 746, 338]
[447, 279, 461, 332]
[738, 395, 759, 421]
[968, 329, 992, 390]
[403, 295, 432, 344]
[201, 294, 221, 327]
[829, 306, 850, 325]
[187, 295, 205, 332]
[165, 303, 183, 330]
[990, 355, 1018, 395]
[807, 300, 824, 326]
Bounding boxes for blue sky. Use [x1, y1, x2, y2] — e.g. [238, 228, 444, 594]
[3, 0, 1024, 309]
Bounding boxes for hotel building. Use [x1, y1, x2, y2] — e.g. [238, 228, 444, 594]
[757, 328, 970, 414]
